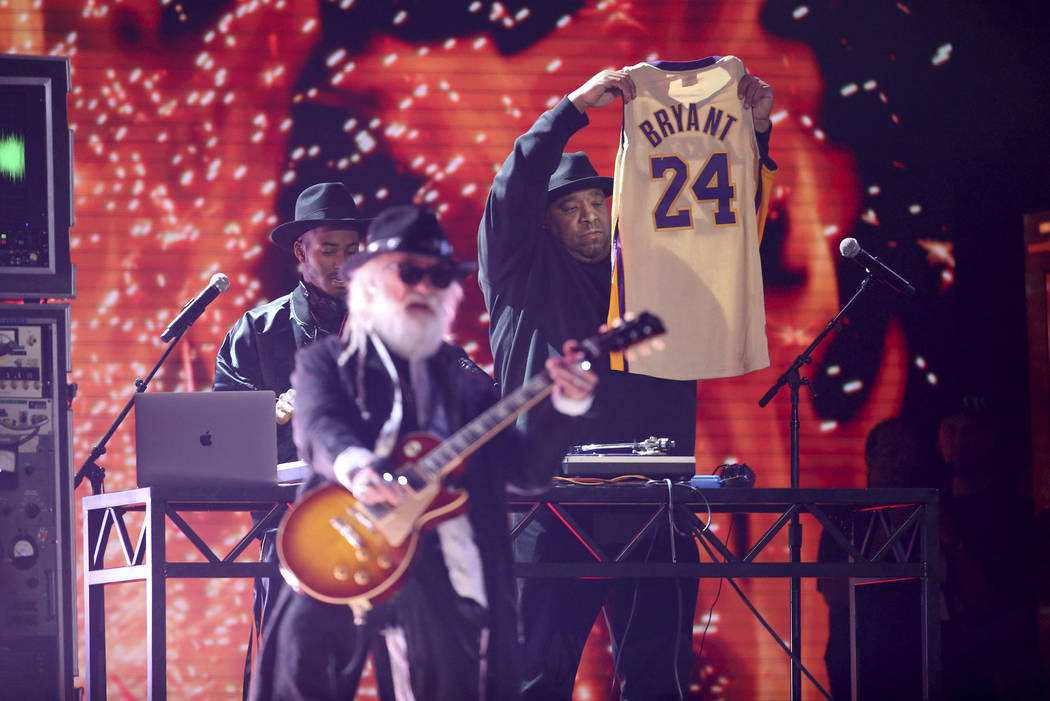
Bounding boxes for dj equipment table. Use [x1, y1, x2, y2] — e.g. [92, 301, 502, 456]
[82, 484, 939, 700]
[509, 484, 941, 700]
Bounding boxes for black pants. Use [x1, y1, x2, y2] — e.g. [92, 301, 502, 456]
[516, 508, 699, 701]
[251, 534, 495, 701]
[254, 526, 284, 634]
[242, 521, 286, 700]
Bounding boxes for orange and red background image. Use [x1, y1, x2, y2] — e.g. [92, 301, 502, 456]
[5, 0, 1039, 698]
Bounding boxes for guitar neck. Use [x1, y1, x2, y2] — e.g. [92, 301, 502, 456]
[404, 312, 663, 483]
[416, 371, 554, 480]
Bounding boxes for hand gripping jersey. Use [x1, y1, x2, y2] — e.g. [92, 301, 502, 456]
[608, 56, 776, 380]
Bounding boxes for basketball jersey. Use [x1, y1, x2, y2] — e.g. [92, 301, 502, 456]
[608, 56, 775, 380]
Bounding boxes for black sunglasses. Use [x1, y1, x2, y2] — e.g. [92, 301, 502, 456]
[393, 262, 456, 289]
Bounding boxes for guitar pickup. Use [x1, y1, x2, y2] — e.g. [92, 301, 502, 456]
[329, 517, 362, 549]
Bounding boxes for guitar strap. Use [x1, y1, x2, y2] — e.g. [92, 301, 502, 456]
[407, 358, 430, 431]
[408, 357, 454, 440]
[405, 351, 487, 609]
[368, 331, 404, 461]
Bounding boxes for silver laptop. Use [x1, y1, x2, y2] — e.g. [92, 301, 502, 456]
[134, 390, 277, 488]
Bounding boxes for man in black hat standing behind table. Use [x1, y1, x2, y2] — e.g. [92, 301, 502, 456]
[213, 181, 370, 682]
[478, 68, 774, 699]
[215, 181, 370, 462]
[250, 205, 598, 700]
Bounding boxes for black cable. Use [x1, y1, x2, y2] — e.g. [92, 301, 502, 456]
[665, 478, 684, 701]
[0, 422, 44, 448]
[685, 483, 713, 536]
[613, 479, 688, 700]
[672, 569, 685, 701]
[609, 513, 661, 700]
[697, 517, 733, 670]
[666, 478, 677, 563]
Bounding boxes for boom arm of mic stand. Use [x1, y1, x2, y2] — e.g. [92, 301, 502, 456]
[759, 276, 873, 408]
[758, 274, 874, 489]
[73, 325, 189, 495]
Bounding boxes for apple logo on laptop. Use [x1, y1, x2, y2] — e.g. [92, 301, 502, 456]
[199, 431, 213, 447]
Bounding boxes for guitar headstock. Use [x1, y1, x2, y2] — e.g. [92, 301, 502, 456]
[579, 311, 665, 361]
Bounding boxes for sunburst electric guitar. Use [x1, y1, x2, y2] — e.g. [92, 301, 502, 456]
[276, 312, 665, 614]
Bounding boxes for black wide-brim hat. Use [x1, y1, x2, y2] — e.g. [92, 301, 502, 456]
[547, 151, 614, 202]
[269, 182, 373, 250]
[339, 204, 478, 280]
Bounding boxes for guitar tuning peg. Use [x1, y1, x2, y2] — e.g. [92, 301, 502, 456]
[652, 338, 666, 351]
[610, 317, 623, 328]
[623, 311, 637, 322]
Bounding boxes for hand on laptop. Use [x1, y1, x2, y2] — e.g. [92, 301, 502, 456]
[276, 389, 295, 425]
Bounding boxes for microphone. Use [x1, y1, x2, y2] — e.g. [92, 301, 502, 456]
[839, 238, 915, 296]
[160, 273, 231, 342]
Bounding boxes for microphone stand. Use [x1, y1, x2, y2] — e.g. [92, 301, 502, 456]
[73, 327, 189, 495]
[758, 273, 874, 701]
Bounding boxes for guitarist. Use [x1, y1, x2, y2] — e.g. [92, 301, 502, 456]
[251, 205, 598, 701]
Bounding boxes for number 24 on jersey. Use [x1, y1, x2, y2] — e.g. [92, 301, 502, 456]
[649, 152, 737, 230]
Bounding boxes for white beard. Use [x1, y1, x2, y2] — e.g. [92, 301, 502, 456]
[369, 293, 447, 361]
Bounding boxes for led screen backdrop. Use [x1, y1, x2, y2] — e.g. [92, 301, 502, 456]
[3, 0, 1040, 699]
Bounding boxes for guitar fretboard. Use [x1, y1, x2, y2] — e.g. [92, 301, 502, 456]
[393, 312, 661, 488]
[412, 371, 554, 482]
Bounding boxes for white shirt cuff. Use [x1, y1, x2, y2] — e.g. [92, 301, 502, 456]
[551, 386, 593, 416]
[332, 446, 375, 490]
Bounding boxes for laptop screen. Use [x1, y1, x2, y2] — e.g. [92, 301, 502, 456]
[134, 390, 278, 488]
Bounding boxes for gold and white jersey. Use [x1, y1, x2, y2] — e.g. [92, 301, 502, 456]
[608, 56, 775, 380]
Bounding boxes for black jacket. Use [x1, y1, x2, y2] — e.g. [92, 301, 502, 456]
[213, 283, 338, 462]
[478, 97, 699, 452]
[286, 336, 581, 699]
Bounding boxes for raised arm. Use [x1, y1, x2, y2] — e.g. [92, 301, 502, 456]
[737, 70, 778, 240]
[477, 100, 583, 293]
[478, 69, 632, 295]
[737, 71, 773, 134]
[567, 68, 637, 112]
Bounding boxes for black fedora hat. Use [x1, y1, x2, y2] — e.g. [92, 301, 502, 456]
[269, 182, 372, 250]
[547, 152, 614, 202]
[340, 205, 477, 279]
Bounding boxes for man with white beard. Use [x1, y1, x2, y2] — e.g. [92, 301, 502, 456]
[250, 205, 598, 701]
